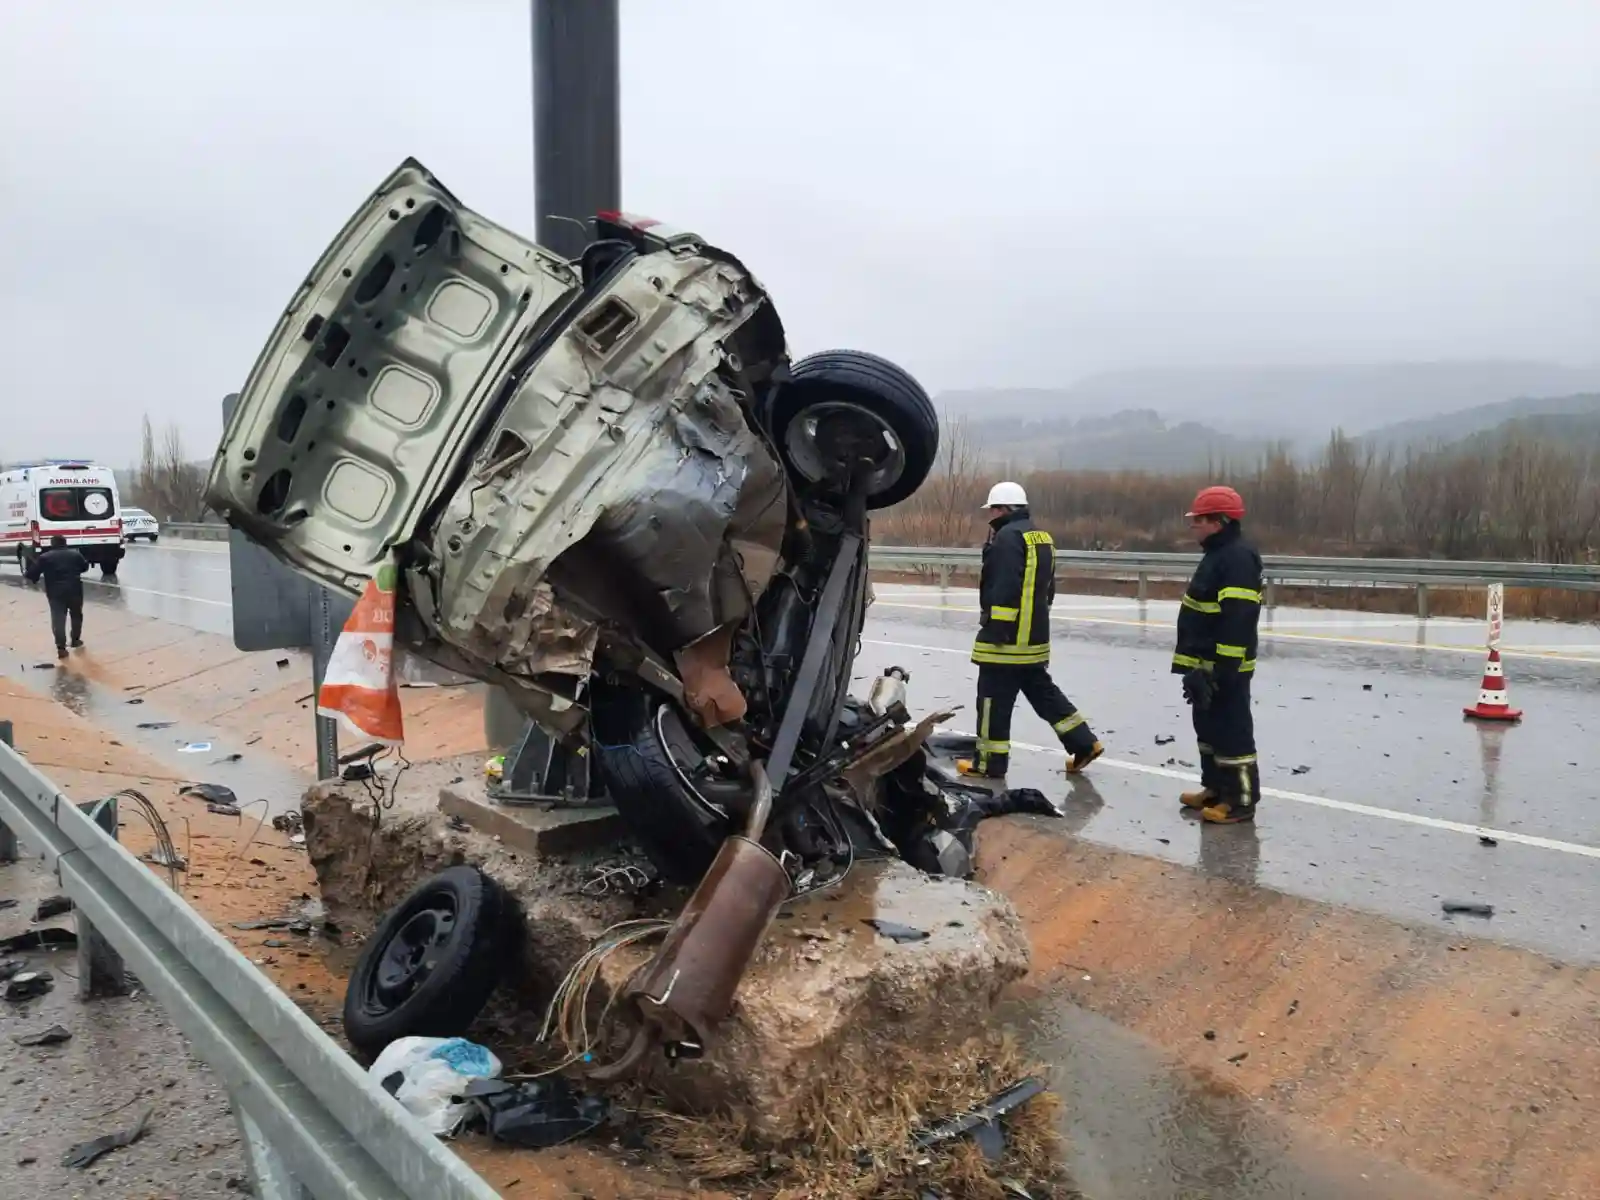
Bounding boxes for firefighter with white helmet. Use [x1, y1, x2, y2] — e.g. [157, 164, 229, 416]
[957, 481, 1104, 779]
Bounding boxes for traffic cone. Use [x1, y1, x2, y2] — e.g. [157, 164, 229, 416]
[1463, 647, 1522, 723]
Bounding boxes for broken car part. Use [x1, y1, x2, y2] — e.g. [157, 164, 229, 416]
[60, 1108, 154, 1169]
[33, 895, 73, 921]
[343, 866, 508, 1056]
[589, 763, 791, 1082]
[205, 157, 939, 894]
[5, 970, 55, 1001]
[912, 1076, 1049, 1150]
[466, 1077, 608, 1149]
[179, 782, 239, 807]
[13, 1023, 72, 1047]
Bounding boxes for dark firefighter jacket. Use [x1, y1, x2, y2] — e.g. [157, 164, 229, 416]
[972, 508, 1055, 667]
[1171, 522, 1263, 683]
[24, 546, 89, 604]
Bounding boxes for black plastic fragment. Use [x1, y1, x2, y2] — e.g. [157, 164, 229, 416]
[864, 919, 929, 944]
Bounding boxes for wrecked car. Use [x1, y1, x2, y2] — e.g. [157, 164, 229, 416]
[206, 157, 945, 886]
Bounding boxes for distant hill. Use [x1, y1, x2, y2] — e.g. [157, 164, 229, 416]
[1358, 393, 1600, 453]
[937, 361, 1600, 441]
[960, 408, 1271, 471]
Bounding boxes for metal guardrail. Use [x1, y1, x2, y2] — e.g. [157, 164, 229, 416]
[164, 521, 230, 541]
[871, 546, 1600, 618]
[0, 731, 499, 1200]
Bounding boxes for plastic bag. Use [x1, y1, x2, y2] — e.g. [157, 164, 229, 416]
[368, 1036, 502, 1136]
[317, 556, 405, 747]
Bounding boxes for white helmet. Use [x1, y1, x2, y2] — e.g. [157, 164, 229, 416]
[982, 481, 1028, 509]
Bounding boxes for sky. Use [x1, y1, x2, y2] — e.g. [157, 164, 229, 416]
[1, 0, 1596, 463]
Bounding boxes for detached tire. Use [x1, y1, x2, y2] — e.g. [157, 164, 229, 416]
[342, 865, 507, 1057]
[771, 349, 940, 509]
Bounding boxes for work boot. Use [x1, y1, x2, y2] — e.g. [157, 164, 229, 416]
[55, 646, 67, 660]
[1201, 800, 1255, 825]
[69, 639, 84, 650]
[1066, 741, 1104, 774]
[955, 759, 1004, 781]
[1179, 787, 1216, 809]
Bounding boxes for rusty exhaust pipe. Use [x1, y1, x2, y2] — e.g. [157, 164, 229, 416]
[589, 762, 790, 1082]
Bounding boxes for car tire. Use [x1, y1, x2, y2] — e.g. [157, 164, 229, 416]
[341, 865, 508, 1057]
[591, 689, 730, 884]
[769, 349, 940, 510]
[148, 535, 159, 544]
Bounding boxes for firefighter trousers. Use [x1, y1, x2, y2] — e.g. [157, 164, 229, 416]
[1192, 675, 1260, 810]
[974, 663, 1096, 777]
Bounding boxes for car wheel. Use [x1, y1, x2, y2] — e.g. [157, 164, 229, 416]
[768, 349, 940, 510]
[591, 688, 734, 884]
[342, 865, 507, 1057]
[148, 535, 159, 543]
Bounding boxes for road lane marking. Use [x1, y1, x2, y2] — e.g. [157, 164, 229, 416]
[869, 605, 1600, 665]
[935, 728, 1600, 862]
[88, 582, 231, 607]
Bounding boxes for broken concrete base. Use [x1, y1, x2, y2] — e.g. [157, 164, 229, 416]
[302, 775, 1030, 1142]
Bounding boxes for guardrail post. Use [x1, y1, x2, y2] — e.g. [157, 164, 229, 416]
[937, 565, 950, 589]
[0, 720, 15, 864]
[1417, 583, 1430, 621]
[76, 795, 129, 998]
[1137, 571, 1149, 604]
[1264, 577, 1277, 611]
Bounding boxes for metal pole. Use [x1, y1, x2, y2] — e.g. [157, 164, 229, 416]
[1417, 582, 1430, 622]
[310, 587, 339, 780]
[531, 0, 621, 257]
[0, 720, 14, 863]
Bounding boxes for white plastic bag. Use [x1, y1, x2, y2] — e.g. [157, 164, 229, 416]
[368, 1036, 503, 1136]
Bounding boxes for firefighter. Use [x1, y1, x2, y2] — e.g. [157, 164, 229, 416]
[1172, 485, 1263, 823]
[957, 482, 1104, 780]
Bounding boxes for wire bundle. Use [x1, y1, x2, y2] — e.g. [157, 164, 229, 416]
[524, 918, 673, 1076]
[109, 788, 182, 890]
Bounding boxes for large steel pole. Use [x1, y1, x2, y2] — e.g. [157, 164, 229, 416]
[487, 1, 623, 755]
[530, 0, 621, 257]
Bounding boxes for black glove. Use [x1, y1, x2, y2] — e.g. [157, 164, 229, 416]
[1182, 669, 1215, 710]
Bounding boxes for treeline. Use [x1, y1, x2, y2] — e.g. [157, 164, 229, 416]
[879, 422, 1600, 563]
[128, 415, 210, 522]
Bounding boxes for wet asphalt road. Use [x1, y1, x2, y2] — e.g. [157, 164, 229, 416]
[6, 544, 1600, 964]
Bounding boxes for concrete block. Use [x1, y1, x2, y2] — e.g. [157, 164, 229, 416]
[437, 780, 626, 858]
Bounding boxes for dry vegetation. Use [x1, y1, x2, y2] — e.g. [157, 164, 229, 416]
[128, 413, 210, 521]
[875, 419, 1600, 619]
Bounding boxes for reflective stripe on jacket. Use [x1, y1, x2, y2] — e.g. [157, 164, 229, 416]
[1171, 522, 1263, 681]
[973, 508, 1054, 667]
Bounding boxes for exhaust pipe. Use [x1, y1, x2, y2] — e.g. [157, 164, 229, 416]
[589, 762, 790, 1081]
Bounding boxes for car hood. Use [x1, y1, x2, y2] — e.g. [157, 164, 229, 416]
[205, 158, 582, 595]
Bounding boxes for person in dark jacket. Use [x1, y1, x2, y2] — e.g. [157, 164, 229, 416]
[957, 481, 1104, 779]
[25, 535, 90, 659]
[1172, 485, 1263, 823]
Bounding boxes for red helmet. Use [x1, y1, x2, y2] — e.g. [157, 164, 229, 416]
[1187, 485, 1245, 521]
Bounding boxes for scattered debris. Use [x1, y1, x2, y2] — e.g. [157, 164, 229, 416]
[178, 742, 213, 754]
[0, 959, 28, 981]
[13, 1023, 72, 1047]
[140, 849, 188, 872]
[1203, 1030, 1216, 1040]
[1290, 765, 1312, 776]
[60, 1107, 154, 1169]
[1479, 835, 1499, 847]
[1154, 734, 1176, 746]
[276, 658, 290, 668]
[467, 1077, 608, 1149]
[1287, 999, 1300, 1016]
[0, 928, 77, 954]
[126, 698, 144, 705]
[135, 721, 175, 731]
[180, 782, 239, 807]
[371, 1036, 502, 1136]
[1227, 1052, 1249, 1064]
[581, 863, 653, 897]
[32, 663, 56, 670]
[1442, 901, 1495, 918]
[5, 971, 55, 1001]
[912, 1076, 1048, 1155]
[263, 939, 288, 949]
[342, 761, 375, 782]
[864, 919, 930, 944]
[271, 812, 304, 836]
[211, 753, 244, 765]
[0, 898, 15, 911]
[207, 803, 242, 818]
[1362, 684, 1373, 691]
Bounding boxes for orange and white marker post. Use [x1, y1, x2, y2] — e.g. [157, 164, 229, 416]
[316, 559, 405, 747]
[1463, 583, 1522, 723]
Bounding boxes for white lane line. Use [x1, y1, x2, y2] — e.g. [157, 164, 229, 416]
[941, 729, 1600, 862]
[869, 605, 1600, 664]
[91, 582, 231, 608]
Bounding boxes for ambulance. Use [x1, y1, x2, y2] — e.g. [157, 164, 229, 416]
[0, 461, 127, 576]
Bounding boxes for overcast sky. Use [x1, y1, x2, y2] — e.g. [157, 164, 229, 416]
[2, 0, 1596, 463]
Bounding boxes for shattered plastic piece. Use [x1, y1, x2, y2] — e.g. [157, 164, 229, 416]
[211, 753, 245, 765]
[60, 1108, 153, 1169]
[864, 919, 929, 944]
[1155, 734, 1176, 746]
[1442, 901, 1495, 918]
[1478, 836, 1499, 847]
[135, 722, 175, 731]
[207, 803, 242, 818]
[31, 887, 79, 924]
[126, 698, 144, 705]
[0, 928, 77, 954]
[913, 1077, 1048, 1149]
[271, 811, 304, 836]
[5, 971, 55, 1001]
[140, 849, 188, 871]
[33, 663, 56, 670]
[0, 959, 28, 982]
[14, 1023, 72, 1047]
[276, 657, 291, 668]
[0, 898, 16, 911]
[180, 783, 239, 807]
[178, 742, 213, 754]
[469, 1076, 608, 1149]
[342, 761, 375, 782]
[368, 1036, 502, 1136]
[1291, 765, 1311, 776]
[1228, 1051, 1249, 1064]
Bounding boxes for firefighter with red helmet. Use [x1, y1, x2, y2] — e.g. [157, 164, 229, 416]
[956, 481, 1105, 780]
[1173, 485, 1263, 823]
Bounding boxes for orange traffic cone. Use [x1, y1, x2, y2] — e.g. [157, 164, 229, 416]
[1463, 647, 1522, 723]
